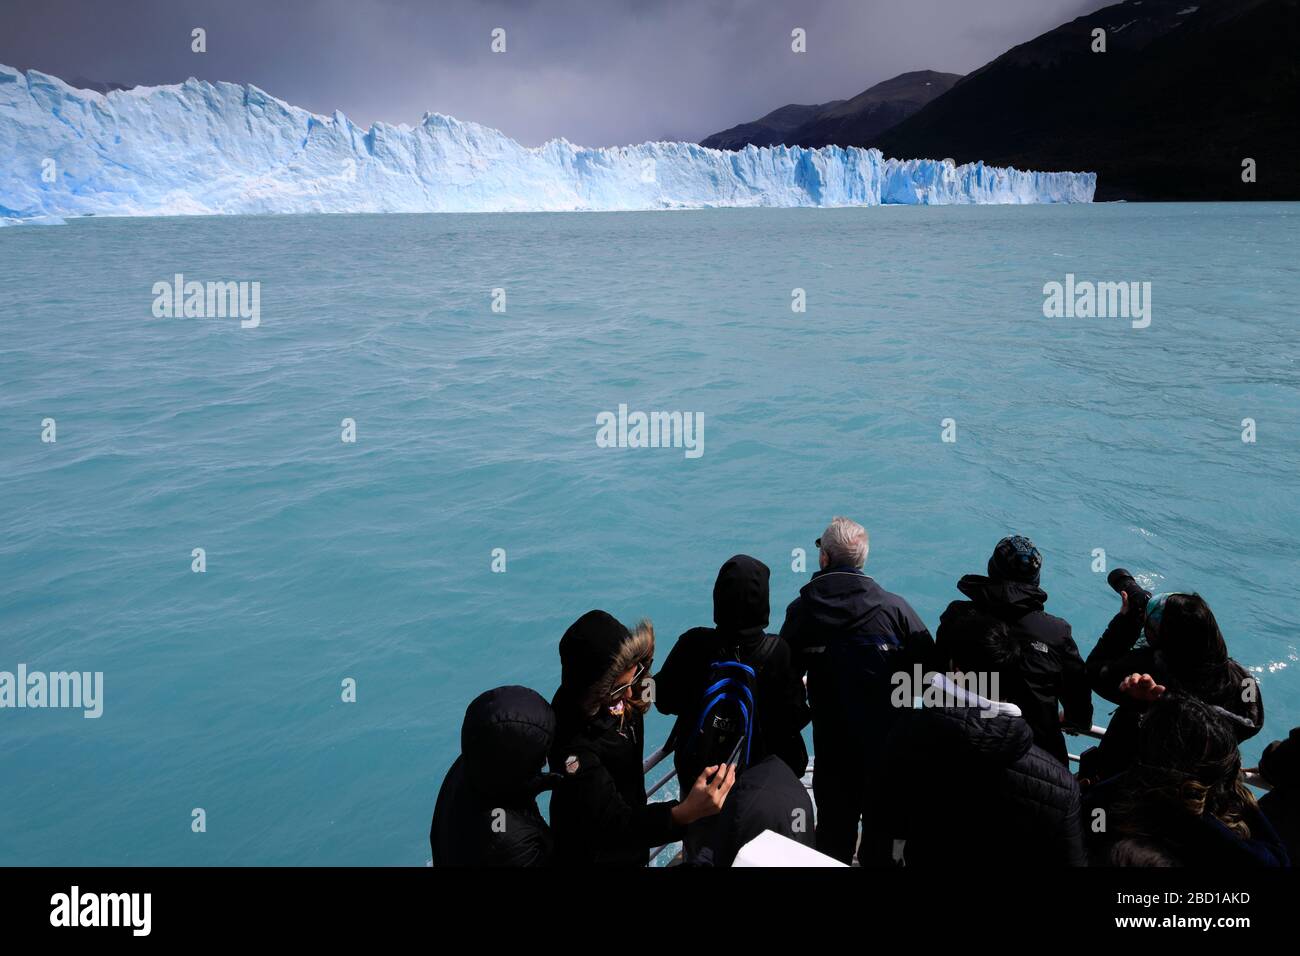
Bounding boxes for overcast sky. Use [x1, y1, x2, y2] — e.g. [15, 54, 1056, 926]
[0, 0, 1110, 146]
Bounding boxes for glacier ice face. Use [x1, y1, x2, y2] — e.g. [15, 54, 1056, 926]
[0, 64, 1095, 221]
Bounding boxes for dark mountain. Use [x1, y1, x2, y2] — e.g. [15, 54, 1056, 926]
[700, 100, 844, 150]
[699, 70, 959, 150]
[873, 0, 1299, 200]
[789, 70, 962, 147]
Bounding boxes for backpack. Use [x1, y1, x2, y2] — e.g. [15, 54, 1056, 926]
[679, 636, 780, 782]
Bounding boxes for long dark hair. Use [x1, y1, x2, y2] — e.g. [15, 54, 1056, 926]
[1112, 693, 1257, 845]
[1153, 593, 1234, 701]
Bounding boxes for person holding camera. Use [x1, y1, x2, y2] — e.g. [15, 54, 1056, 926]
[1080, 572, 1263, 786]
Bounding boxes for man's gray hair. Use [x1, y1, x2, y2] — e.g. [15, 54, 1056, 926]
[819, 516, 869, 568]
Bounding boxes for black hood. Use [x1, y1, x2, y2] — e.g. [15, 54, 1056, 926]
[704, 755, 813, 867]
[461, 686, 557, 799]
[713, 554, 771, 634]
[556, 609, 655, 720]
[957, 573, 1048, 617]
[912, 706, 1034, 768]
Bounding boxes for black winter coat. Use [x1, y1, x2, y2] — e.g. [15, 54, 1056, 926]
[1082, 611, 1263, 782]
[548, 697, 682, 867]
[430, 686, 556, 867]
[655, 555, 810, 788]
[780, 567, 935, 782]
[881, 703, 1088, 867]
[939, 575, 1092, 764]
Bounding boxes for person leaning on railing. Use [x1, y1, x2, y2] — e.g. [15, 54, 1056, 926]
[936, 535, 1092, 765]
[547, 610, 736, 867]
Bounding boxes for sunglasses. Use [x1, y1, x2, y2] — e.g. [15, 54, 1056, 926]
[609, 662, 648, 701]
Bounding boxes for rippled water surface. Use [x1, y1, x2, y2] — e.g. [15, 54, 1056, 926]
[1, 204, 1296, 864]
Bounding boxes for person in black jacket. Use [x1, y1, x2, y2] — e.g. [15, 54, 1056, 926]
[1081, 590, 1263, 785]
[548, 609, 735, 867]
[430, 685, 558, 867]
[937, 535, 1092, 765]
[881, 615, 1087, 867]
[778, 516, 935, 865]
[686, 754, 816, 867]
[1257, 726, 1300, 860]
[1084, 693, 1288, 867]
[655, 554, 810, 788]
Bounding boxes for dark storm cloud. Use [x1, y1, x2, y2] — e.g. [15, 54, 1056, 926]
[0, 0, 1112, 146]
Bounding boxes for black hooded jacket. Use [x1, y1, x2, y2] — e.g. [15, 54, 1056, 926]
[430, 686, 557, 867]
[655, 555, 810, 787]
[939, 574, 1092, 764]
[779, 567, 935, 779]
[881, 703, 1087, 867]
[1082, 611, 1263, 782]
[688, 754, 815, 867]
[548, 610, 683, 867]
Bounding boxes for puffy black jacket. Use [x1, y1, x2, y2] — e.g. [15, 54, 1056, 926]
[655, 555, 810, 787]
[881, 702, 1087, 867]
[939, 574, 1092, 764]
[780, 567, 935, 779]
[689, 755, 815, 867]
[430, 686, 557, 867]
[1082, 612, 1263, 782]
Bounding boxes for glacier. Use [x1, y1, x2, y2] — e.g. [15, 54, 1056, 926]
[0, 64, 1095, 222]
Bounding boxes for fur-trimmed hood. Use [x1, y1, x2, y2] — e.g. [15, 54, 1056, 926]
[555, 610, 655, 719]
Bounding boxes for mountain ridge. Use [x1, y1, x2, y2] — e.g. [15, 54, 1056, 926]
[700, 70, 959, 151]
[875, 0, 1299, 200]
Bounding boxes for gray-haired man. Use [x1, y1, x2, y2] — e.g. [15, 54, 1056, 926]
[780, 516, 936, 865]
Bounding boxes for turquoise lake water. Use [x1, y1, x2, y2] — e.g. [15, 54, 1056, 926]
[1, 204, 1297, 865]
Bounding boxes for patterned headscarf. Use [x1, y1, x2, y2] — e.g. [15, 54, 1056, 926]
[988, 535, 1042, 585]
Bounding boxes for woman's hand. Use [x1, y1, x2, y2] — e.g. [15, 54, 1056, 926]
[671, 763, 737, 825]
[1118, 672, 1166, 703]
